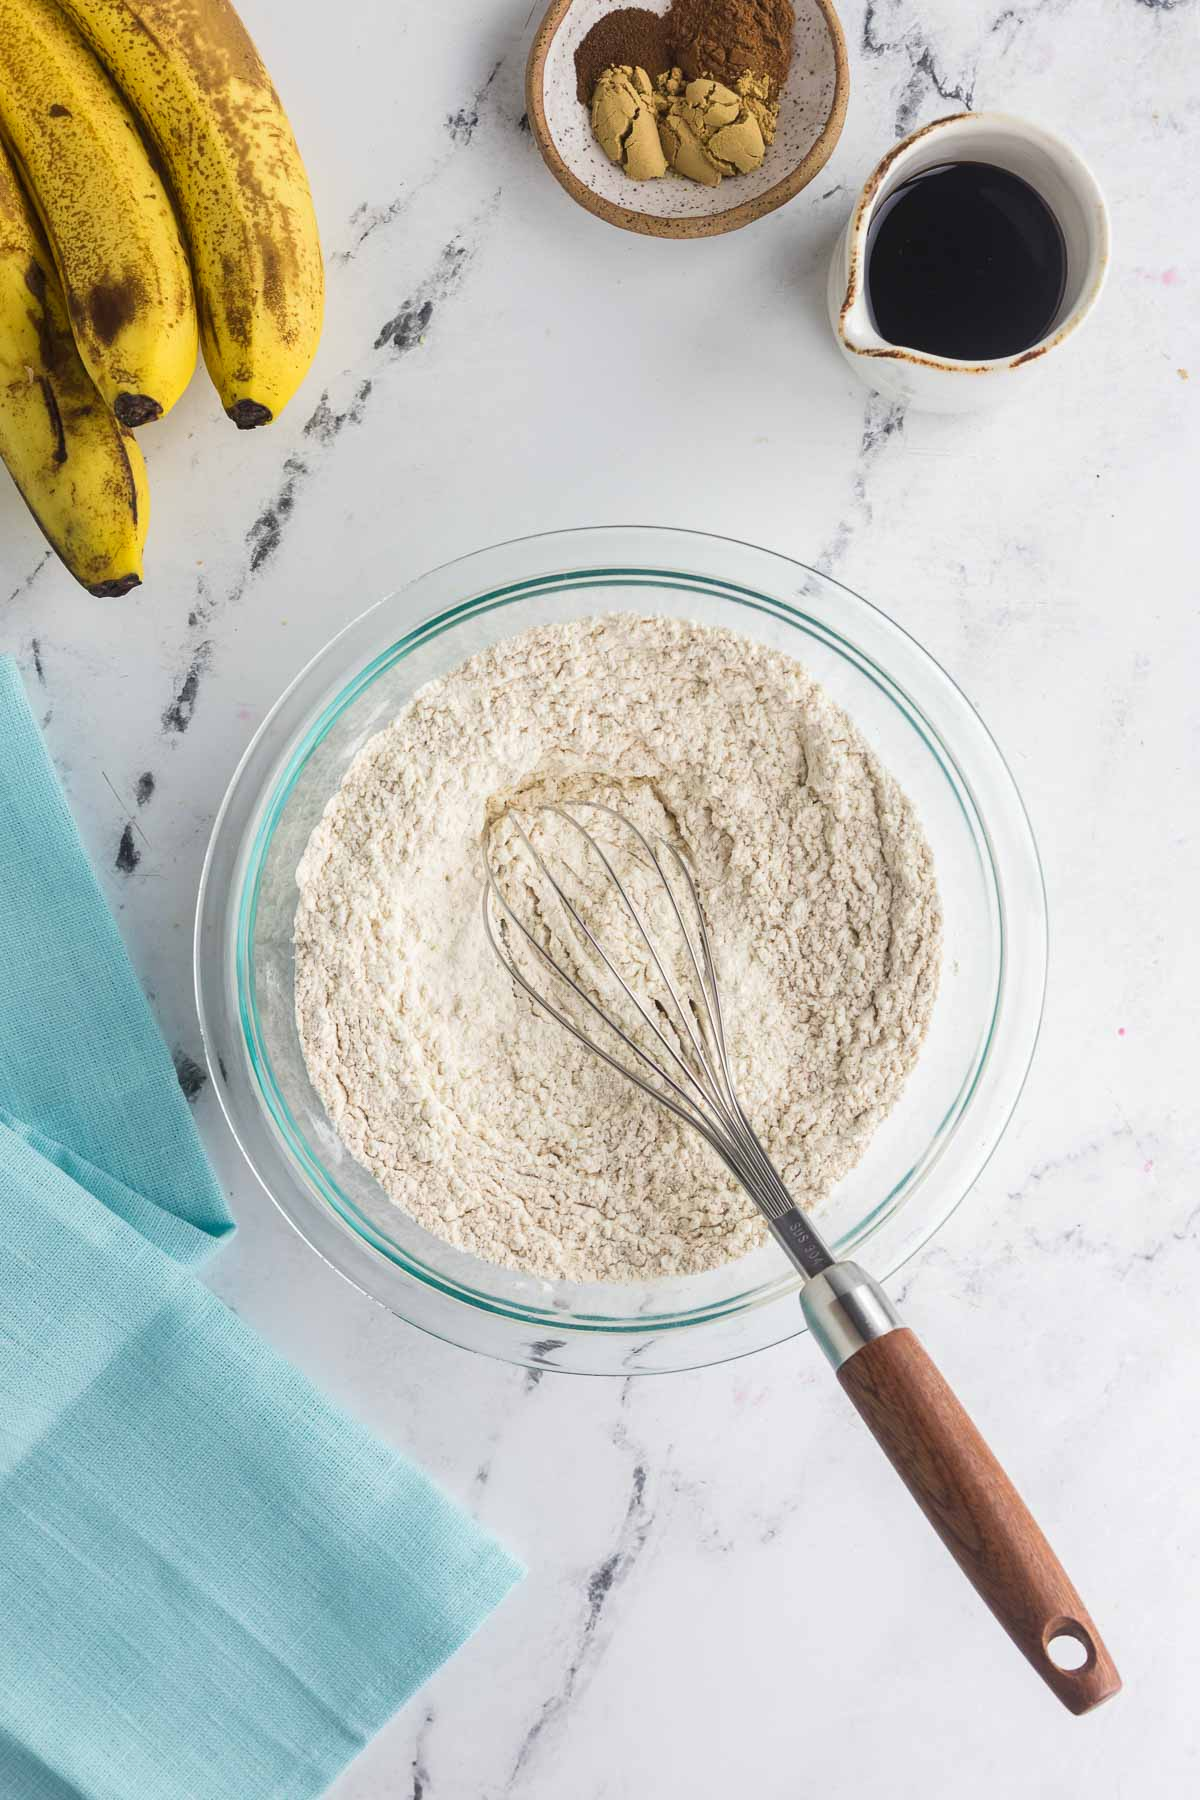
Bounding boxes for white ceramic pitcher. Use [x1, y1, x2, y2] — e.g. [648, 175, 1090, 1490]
[828, 112, 1110, 412]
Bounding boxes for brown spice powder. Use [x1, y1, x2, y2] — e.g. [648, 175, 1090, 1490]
[575, 2, 795, 111]
[574, 8, 670, 103]
[666, 0, 794, 94]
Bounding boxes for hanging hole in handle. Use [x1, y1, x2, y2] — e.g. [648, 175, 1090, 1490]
[1043, 1618, 1097, 1674]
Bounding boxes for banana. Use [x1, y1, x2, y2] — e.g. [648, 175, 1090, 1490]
[60, 0, 324, 429]
[0, 139, 148, 596]
[0, 0, 197, 428]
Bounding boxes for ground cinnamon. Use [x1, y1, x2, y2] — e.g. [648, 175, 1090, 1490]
[666, 0, 794, 95]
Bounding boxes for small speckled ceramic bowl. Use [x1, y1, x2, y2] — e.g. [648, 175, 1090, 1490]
[527, 0, 849, 237]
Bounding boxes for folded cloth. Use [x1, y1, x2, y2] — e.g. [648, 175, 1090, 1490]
[0, 659, 521, 1800]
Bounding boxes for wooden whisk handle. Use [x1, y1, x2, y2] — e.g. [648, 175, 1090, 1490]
[838, 1327, 1121, 1714]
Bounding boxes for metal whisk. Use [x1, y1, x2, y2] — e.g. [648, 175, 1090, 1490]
[481, 798, 1120, 1715]
[482, 801, 834, 1278]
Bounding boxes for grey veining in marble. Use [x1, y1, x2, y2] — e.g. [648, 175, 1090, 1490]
[1, 1, 1197, 1795]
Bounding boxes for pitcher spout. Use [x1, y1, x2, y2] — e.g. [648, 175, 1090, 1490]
[839, 303, 878, 354]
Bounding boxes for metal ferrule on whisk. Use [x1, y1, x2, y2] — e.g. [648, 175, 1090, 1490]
[799, 1263, 903, 1370]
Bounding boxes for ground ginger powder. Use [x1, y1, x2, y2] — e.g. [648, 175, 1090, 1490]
[590, 65, 668, 179]
[589, 64, 778, 187]
[656, 69, 776, 185]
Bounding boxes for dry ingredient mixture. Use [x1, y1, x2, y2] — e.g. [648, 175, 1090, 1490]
[575, 0, 794, 186]
[294, 616, 941, 1285]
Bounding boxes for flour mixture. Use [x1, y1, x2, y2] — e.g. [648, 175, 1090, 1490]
[293, 615, 941, 1283]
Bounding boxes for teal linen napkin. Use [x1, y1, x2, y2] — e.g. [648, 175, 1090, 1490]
[0, 658, 522, 1800]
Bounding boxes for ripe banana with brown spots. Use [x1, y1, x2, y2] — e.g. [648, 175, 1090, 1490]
[60, 0, 324, 429]
[0, 139, 148, 596]
[0, 0, 197, 428]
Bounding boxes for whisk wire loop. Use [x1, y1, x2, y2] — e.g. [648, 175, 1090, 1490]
[530, 809, 723, 1121]
[483, 856, 729, 1155]
[648, 835, 797, 1211]
[482, 802, 818, 1232]
[481, 885, 749, 1182]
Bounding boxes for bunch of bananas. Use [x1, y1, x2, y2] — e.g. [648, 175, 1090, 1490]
[0, 0, 323, 596]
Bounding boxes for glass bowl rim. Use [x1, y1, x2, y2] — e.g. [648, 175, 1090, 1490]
[195, 525, 1047, 1372]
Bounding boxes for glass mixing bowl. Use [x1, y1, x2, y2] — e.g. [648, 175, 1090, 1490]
[195, 527, 1046, 1374]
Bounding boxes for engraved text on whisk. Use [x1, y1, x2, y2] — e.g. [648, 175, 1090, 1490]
[769, 1208, 834, 1277]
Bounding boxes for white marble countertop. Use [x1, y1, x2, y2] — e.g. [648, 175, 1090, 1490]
[2, 0, 1197, 1793]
